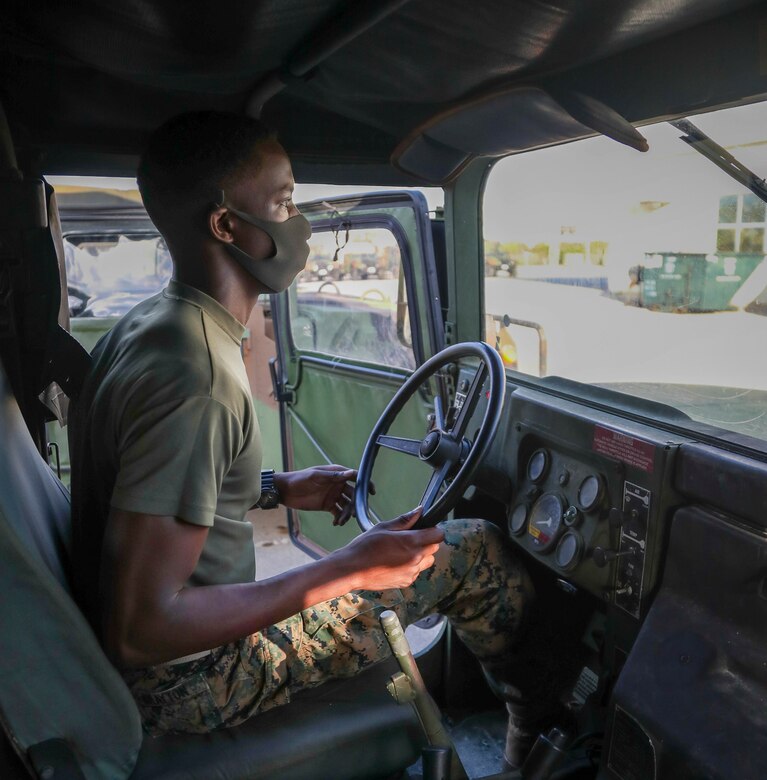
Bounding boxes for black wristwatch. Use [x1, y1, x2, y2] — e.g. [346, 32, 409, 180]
[256, 469, 282, 509]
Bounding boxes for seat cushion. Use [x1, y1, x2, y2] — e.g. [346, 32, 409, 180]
[131, 658, 424, 780]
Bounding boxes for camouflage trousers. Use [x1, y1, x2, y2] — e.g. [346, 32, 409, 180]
[123, 518, 533, 736]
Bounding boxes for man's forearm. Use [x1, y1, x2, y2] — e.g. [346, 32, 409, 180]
[113, 552, 359, 668]
[104, 507, 440, 669]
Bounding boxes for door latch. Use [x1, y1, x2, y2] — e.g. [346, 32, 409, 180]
[269, 357, 295, 404]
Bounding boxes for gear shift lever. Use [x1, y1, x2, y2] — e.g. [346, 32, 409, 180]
[380, 610, 468, 780]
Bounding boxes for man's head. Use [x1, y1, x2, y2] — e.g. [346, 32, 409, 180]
[137, 111, 275, 234]
[137, 111, 310, 293]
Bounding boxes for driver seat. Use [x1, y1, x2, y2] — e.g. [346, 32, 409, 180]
[0, 358, 424, 779]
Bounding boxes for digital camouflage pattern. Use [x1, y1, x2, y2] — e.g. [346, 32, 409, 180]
[123, 518, 533, 736]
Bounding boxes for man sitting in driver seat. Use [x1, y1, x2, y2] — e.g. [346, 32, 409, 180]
[69, 111, 540, 768]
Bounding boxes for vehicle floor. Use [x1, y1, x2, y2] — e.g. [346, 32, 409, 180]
[403, 710, 507, 779]
[403, 709, 599, 780]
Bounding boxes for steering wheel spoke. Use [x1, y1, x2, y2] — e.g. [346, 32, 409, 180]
[376, 435, 423, 457]
[450, 363, 488, 439]
[421, 462, 452, 512]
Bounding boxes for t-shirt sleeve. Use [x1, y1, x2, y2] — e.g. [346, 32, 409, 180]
[110, 396, 243, 526]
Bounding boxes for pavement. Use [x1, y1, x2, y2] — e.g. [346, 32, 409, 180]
[250, 507, 314, 580]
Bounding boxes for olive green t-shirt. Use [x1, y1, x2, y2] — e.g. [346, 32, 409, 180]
[70, 280, 262, 632]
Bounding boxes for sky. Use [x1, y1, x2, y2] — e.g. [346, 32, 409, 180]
[483, 100, 767, 246]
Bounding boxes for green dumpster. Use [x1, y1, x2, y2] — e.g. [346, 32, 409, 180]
[639, 253, 702, 311]
[696, 252, 764, 312]
[640, 252, 763, 312]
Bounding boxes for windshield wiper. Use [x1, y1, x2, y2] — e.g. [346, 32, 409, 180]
[670, 118, 767, 204]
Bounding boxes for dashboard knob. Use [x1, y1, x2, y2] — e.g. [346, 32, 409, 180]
[563, 505, 580, 527]
[626, 508, 644, 535]
[592, 546, 636, 568]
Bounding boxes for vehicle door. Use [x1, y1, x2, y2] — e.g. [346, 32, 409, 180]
[45, 191, 169, 485]
[270, 192, 444, 555]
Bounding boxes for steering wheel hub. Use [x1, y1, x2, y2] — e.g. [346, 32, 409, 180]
[419, 430, 463, 468]
[419, 431, 441, 458]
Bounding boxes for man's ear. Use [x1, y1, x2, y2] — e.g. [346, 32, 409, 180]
[208, 206, 234, 243]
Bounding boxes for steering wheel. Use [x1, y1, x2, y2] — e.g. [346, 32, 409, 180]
[354, 342, 505, 530]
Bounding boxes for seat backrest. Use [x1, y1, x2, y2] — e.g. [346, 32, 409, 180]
[0, 340, 143, 780]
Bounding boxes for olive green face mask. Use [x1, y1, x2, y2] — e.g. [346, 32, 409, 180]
[216, 190, 312, 293]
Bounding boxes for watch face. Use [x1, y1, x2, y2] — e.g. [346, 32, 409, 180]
[258, 490, 280, 509]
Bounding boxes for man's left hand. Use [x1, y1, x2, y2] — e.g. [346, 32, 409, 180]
[274, 465, 375, 526]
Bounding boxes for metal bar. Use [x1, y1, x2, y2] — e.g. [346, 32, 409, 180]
[670, 118, 767, 204]
[493, 313, 548, 376]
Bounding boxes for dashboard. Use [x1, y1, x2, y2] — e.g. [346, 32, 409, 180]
[453, 364, 767, 779]
[501, 386, 683, 621]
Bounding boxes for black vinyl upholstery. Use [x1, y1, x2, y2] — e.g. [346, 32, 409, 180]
[0, 362, 424, 779]
[133, 659, 423, 780]
[0, 365, 144, 780]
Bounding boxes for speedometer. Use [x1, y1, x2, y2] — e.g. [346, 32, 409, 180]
[527, 492, 564, 553]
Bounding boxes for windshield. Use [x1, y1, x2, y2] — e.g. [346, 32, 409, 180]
[483, 100, 767, 447]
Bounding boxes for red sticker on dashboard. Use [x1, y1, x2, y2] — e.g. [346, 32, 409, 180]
[592, 426, 655, 473]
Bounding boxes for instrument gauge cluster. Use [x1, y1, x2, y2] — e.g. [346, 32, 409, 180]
[508, 446, 610, 579]
[503, 397, 670, 619]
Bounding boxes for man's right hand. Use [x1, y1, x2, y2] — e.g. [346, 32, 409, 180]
[333, 506, 445, 591]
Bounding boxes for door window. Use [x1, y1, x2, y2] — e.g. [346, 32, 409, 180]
[290, 226, 416, 370]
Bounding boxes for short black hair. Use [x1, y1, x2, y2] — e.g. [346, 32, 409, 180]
[137, 111, 275, 230]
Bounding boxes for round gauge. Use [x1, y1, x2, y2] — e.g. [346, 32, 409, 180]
[555, 531, 583, 571]
[509, 504, 529, 536]
[527, 492, 564, 553]
[578, 475, 604, 512]
[527, 449, 550, 483]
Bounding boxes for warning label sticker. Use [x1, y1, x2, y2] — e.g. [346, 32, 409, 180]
[593, 426, 655, 473]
